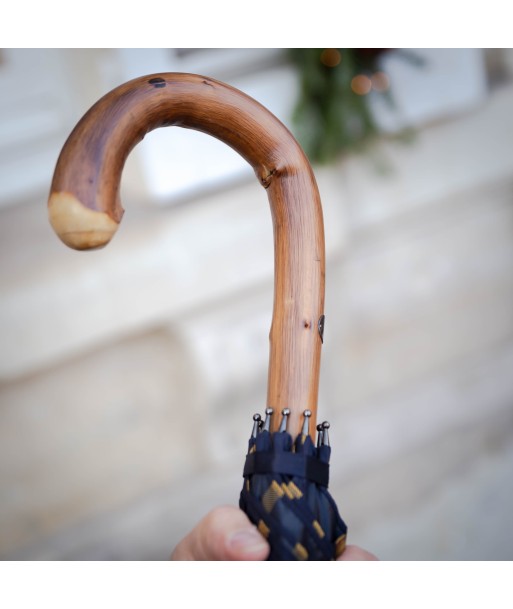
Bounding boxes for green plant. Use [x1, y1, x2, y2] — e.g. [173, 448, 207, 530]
[289, 48, 394, 163]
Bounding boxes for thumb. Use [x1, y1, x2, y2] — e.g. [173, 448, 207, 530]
[171, 506, 270, 561]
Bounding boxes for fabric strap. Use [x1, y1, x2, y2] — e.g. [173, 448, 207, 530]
[243, 452, 329, 487]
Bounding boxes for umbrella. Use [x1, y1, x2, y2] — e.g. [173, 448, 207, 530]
[240, 408, 347, 560]
[48, 72, 348, 560]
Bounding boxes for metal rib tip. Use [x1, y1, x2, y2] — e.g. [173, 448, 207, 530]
[279, 408, 290, 433]
[301, 409, 312, 437]
[321, 420, 330, 447]
[263, 407, 273, 432]
[251, 413, 261, 439]
[316, 423, 323, 447]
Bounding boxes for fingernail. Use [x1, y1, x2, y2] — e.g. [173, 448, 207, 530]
[228, 528, 268, 557]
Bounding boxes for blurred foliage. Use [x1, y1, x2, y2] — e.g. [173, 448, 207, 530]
[289, 49, 394, 163]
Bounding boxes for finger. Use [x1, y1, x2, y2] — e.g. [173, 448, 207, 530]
[337, 544, 379, 561]
[170, 505, 270, 561]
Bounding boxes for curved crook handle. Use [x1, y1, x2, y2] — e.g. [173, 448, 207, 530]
[48, 73, 325, 438]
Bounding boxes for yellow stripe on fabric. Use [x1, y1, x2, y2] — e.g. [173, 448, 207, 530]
[257, 520, 270, 538]
[335, 533, 347, 557]
[262, 480, 284, 513]
[293, 543, 308, 560]
[281, 482, 295, 500]
[312, 520, 325, 538]
[288, 481, 303, 499]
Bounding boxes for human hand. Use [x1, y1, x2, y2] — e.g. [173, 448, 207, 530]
[170, 505, 377, 561]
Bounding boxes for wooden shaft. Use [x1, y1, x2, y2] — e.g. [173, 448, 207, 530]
[48, 73, 325, 438]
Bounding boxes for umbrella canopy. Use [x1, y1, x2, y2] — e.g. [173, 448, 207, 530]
[240, 408, 347, 560]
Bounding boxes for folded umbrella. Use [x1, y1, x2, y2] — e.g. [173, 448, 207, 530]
[240, 408, 347, 560]
[48, 72, 347, 560]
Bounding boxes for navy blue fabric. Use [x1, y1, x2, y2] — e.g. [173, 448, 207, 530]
[239, 428, 348, 561]
[243, 452, 330, 487]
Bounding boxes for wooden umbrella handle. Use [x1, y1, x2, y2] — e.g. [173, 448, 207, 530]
[48, 73, 325, 438]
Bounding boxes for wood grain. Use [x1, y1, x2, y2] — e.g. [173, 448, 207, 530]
[48, 73, 325, 438]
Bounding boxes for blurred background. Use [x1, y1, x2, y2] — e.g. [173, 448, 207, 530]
[0, 48, 512, 560]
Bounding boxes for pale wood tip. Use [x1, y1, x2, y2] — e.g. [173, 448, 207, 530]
[48, 192, 119, 250]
